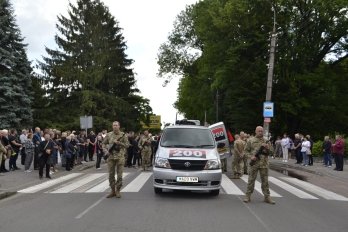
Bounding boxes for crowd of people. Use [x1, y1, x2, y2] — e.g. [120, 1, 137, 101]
[1, 126, 345, 182]
[272, 133, 345, 171]
[230, 132, 345, 180]
[0, 127, 160, 178]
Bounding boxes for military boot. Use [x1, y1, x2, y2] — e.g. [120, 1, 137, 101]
[243, 194, 251, 203]
[106, 187, 116, 198]
[115, 187, 121, 198]
[264, 196, 275, 204]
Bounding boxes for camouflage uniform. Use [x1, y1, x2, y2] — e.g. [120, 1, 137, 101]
[242, 138, 249, 174]
[217, 147, 229, 172]
[232, 138, 246, 178]
[139, 135, 152, 171]
[0, 142, 7, 164]
[243, 136, 274, 204]
[102, 131, 129, 195]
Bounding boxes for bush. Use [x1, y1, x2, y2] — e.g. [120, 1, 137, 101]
[313, 138, 348, 158]
[312, 140, 323, 157]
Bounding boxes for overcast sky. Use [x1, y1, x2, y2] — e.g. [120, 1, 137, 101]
[11, 0, 198, 127]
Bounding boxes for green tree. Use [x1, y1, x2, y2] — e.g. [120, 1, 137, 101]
[0, 0, 33, 129]
[38, 0, 151, 131]
[158, 0, 348, 138]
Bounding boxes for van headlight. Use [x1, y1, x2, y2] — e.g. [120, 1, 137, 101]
[155, 158, 171, 168]
[205, 160, 221, 170]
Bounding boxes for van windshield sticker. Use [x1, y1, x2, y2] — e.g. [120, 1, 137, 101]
[169, 149, 207, 158]
[212, 127, 226, 142]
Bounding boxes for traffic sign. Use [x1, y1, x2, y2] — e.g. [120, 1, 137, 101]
[263, 102, 274, 118]
[80, 116, 93, 129]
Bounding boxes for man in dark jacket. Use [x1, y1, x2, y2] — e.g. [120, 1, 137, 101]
[126, 132, 138, 168]
[32, 127, 42, 170]
[39, 133, 54, 179]
[9, 129, 22, 171]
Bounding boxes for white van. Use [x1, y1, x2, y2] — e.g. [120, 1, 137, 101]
[153, 125, 222, 196]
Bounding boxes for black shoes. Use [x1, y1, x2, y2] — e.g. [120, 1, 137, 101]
[46, 176, 52, 179]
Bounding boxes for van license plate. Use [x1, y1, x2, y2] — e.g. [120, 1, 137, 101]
[176, 177, 199, 183]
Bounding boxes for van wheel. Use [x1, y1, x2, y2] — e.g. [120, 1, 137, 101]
[210, 189, 219, 196]
[154, 187, 162, 194]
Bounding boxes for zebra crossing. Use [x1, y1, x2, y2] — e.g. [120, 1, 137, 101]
[17, 172, 348, 201]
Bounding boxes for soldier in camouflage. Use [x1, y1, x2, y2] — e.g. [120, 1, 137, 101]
[102, 121, 129, 198]
[242, 133, 249, 175]
[243, 126, 275, 204]
[0, 132, 7, 172]
[139, 130, 152, 171]
[232, 133, 246, 179]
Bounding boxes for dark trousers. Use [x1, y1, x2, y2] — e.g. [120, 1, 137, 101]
[308, 155, 313, 165]
[84, 148, 88, 161]
[296, 149, 302, 163]
[96, 151, 103, 168]
[1, 159, 7, 171]
[66, 156, 71, 171]
[70, 153, 75, 168]
[88, 145, 94, 161]
[126, 151, 135, 167]
[34, 147, 39, 169]
[335, 154, 344, 171]
[9, 152, 18, 169]
[21, 148, 26, 165]
[135, 152, 142, 166]
[39, 155, 50, 177]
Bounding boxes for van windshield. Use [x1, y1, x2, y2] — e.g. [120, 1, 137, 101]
[160, 128, 215, 148]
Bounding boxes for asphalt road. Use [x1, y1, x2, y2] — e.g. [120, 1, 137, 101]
[1, 167, 348, 232]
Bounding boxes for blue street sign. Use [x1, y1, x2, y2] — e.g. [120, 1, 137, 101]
[263, 102, 274, 118]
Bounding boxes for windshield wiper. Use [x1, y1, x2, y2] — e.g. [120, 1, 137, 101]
[163, 145, 195, 148]
[162, 145, 195, 148]
[195, 144, 215, 148]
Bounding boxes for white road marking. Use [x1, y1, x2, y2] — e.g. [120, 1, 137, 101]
[50, 174, 105, 193]
[281, 177, 348, 201]
[75, 196, 105, 219]
[121, 172, 152, 192]
[86, 173, 130, 193]
[18, 173, 82, 193]
[240, 175, 282, 197]
[268, 177, 318, 199]
[221, 175, 244, 195]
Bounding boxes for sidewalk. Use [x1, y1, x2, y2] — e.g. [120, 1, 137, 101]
[0, 158, 96, 200]
[269, 157, 348, 183]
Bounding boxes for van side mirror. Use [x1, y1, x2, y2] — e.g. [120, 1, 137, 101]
[217, 143, 225, 149]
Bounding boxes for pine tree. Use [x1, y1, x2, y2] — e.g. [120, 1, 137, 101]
[0, 0, 33, 129]
[39, 0, 151, 131]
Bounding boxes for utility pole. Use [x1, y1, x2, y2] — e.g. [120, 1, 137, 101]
[263, 6, 277, 139]
[216, 89, 219, 122]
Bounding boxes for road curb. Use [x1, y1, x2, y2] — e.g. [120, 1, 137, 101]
[0, 191, 17, 200]
[269, 162, 323, 176]
[78, 163, 96, 171]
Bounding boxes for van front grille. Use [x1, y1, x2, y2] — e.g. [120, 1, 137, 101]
[168, 159, 207, 170]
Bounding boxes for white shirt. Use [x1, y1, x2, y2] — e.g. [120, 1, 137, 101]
[281, 137, 290, 148]
[20, 134, 27, 144]
[301, 141, 311, 153]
